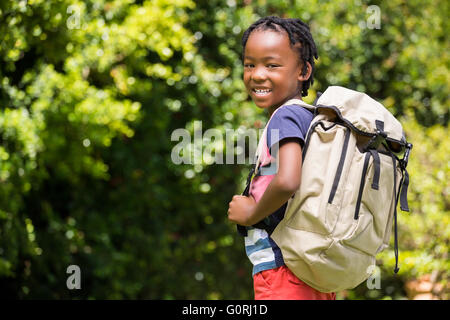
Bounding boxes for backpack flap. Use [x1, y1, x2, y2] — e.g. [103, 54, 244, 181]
[315, 86, 407, 152]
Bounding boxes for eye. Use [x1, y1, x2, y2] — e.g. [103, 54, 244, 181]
[244, 63, 254, 68]
[267, 64, 280, 69]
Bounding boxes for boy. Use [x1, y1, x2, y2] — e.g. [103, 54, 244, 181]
[227, 16, 335, 300]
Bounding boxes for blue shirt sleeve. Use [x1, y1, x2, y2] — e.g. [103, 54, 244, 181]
[266, 104, 313, 156]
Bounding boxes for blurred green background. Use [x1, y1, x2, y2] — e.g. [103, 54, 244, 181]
[0, 0, 448, 299]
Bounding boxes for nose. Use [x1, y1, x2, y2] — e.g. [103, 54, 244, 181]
[251, 65, 267, 82]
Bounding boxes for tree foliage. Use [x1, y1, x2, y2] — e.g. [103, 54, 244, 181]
[0, 0, 448, 299]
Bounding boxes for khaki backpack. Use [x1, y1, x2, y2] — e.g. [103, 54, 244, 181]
[240, 86, 412, 293]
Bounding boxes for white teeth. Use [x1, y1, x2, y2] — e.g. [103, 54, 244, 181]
[254, 89, 271, 93]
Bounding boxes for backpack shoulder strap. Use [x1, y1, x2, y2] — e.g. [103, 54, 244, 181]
[283, 98, 315, 112]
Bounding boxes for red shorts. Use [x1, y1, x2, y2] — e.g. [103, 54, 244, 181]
[253, 266, 336, 300]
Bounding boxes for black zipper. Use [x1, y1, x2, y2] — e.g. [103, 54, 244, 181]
[328, 128, 351, 204]
[354, 152, 372, 220]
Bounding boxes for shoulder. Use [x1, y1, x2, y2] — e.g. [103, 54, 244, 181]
[277, 104, 313, 119]
[266, 104, 313, 148]
[269, 104, 313, 127]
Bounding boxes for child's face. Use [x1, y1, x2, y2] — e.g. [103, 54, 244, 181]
[243, 29, 305, 112]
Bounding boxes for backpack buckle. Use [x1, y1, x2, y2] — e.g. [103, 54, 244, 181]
[364, 129, 387, 151]
[401, 143, 413, 169]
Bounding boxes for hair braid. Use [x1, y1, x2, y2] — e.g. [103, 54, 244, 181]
[242, 16, 318, 97]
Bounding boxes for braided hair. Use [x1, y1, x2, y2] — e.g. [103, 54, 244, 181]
[242, 16, 318, 97]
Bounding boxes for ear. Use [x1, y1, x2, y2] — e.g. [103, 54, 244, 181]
[298, 61, 312, 82]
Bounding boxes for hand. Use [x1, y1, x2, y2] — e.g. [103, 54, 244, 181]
[227, 195, 257, 226]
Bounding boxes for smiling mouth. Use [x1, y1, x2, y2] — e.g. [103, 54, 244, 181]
[252, 88, 272, 96]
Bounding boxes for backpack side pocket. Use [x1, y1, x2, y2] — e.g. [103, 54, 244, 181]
[341, 150, 397, 255]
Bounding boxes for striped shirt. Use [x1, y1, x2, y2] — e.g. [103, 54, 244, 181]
[244, 104, 313, 275]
